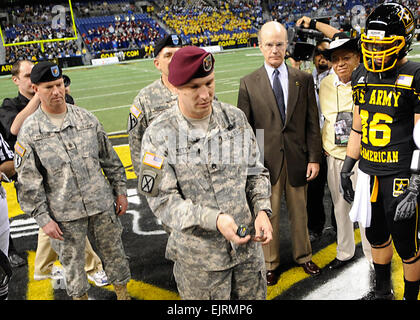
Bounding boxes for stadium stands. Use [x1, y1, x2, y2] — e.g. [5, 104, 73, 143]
[157, 0, 263, 46]
[76, 13, 164, 54]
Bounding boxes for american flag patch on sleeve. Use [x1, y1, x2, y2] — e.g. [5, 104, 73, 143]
[396, 74, 413, 87]
[15, 142, 26, 157]
[130, 104, 142, 118]
[142, 152, 164, 169]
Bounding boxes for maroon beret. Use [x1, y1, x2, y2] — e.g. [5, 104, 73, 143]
[168, 46, 215, 86]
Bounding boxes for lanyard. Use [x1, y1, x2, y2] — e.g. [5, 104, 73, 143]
[336, 85, 354, 113]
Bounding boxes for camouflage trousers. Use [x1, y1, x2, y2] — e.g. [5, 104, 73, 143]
[173, 258, 267, 300]
[50, 208, 131, 298]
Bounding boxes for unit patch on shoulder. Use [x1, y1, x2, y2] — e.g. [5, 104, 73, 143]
[140, 170, 156, 194]
[138, 152, 165, 197]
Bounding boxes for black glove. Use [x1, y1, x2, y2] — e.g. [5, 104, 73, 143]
[394, 174, 420, 221]
[340, 156, 357, 204]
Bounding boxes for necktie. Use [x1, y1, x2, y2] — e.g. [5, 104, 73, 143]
[273, 69, 286, 123]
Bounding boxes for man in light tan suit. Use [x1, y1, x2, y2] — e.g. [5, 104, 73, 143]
[237, 21, 322, 286]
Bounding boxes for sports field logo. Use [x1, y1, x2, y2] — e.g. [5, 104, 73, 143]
[0, 0, 77, 47]
[393, 178, 409, 197]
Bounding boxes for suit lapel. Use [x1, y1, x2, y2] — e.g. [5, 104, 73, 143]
[285, 66, 300, 126]
[255, 66, 284, 126]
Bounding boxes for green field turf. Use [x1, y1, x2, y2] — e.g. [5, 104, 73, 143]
[1, 44, 420, 134]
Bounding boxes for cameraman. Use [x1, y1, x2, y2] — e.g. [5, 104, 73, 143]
[296, 16, 340, 39]
[292, 16, 339, 242]
[297, 16, 373, 269]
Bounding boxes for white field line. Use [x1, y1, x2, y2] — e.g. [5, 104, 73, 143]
[302, 258, 373, 300]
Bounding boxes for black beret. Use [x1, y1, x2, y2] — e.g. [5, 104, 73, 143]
[154, 34, 182, 57]
[62, 74, 71, 87]
[30, 61, 62, 84]
[168, 46, 214, 87]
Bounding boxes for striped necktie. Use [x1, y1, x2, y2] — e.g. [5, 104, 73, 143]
[273, 69, 286, 123]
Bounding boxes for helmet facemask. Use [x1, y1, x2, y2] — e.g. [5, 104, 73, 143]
[361, 30, 405, 72]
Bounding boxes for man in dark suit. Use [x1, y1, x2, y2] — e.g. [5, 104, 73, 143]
[237, 21, 322, 286]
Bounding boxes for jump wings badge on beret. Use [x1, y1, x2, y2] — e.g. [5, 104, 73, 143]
[139, 152, 164, 197]
[203, 54, 213, 72]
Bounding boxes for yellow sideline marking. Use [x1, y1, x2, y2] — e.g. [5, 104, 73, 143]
[26, 251, 54, 300]
[267, 232, 339, 300]
[109, 134, 129, 139]
[391, 245, 404, 300]
[114, 145, 137, 180]
[102, 279, 180, 300]
[5, 181, 24, 218]
[26, 249, 179, 300]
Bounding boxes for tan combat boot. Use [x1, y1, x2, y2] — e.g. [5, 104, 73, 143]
[113, 284, 131, 300]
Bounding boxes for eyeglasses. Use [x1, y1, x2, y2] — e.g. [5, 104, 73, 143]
[262, 42, 287, 50]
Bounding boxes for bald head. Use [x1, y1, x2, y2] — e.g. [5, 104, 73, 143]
[258, 21, 288, 69]
[258, 21, 287, 43]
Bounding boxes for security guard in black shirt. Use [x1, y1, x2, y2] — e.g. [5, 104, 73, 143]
[0, 60, 38, 154]
[0, 60, 35, 268]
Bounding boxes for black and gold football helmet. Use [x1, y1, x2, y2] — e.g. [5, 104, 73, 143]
[361, 3, 415, 72]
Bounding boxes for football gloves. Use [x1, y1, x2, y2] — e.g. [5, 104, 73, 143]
[340, 156, 357, 204]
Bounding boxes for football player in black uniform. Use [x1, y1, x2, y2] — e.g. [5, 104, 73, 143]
[341, 3, 420, 300]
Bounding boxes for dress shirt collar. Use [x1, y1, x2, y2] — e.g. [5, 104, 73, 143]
[264, 61, 288, 82]
[313, 67, 334, 81]
[333, 73, 351, 87]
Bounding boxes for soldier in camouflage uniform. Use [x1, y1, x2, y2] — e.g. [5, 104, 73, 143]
[14, 62, 131, 300]
[139, 46, 273, 300]
[128, 34, 182, 177]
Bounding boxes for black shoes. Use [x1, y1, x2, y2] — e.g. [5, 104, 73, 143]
[327, 258, 352, 270]
[8, 252, 26, 268]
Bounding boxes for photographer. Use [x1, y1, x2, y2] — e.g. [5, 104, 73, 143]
[296, 16, 373, 270]
[290, 17, 339, 242]
[296, 16, 341, 39]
